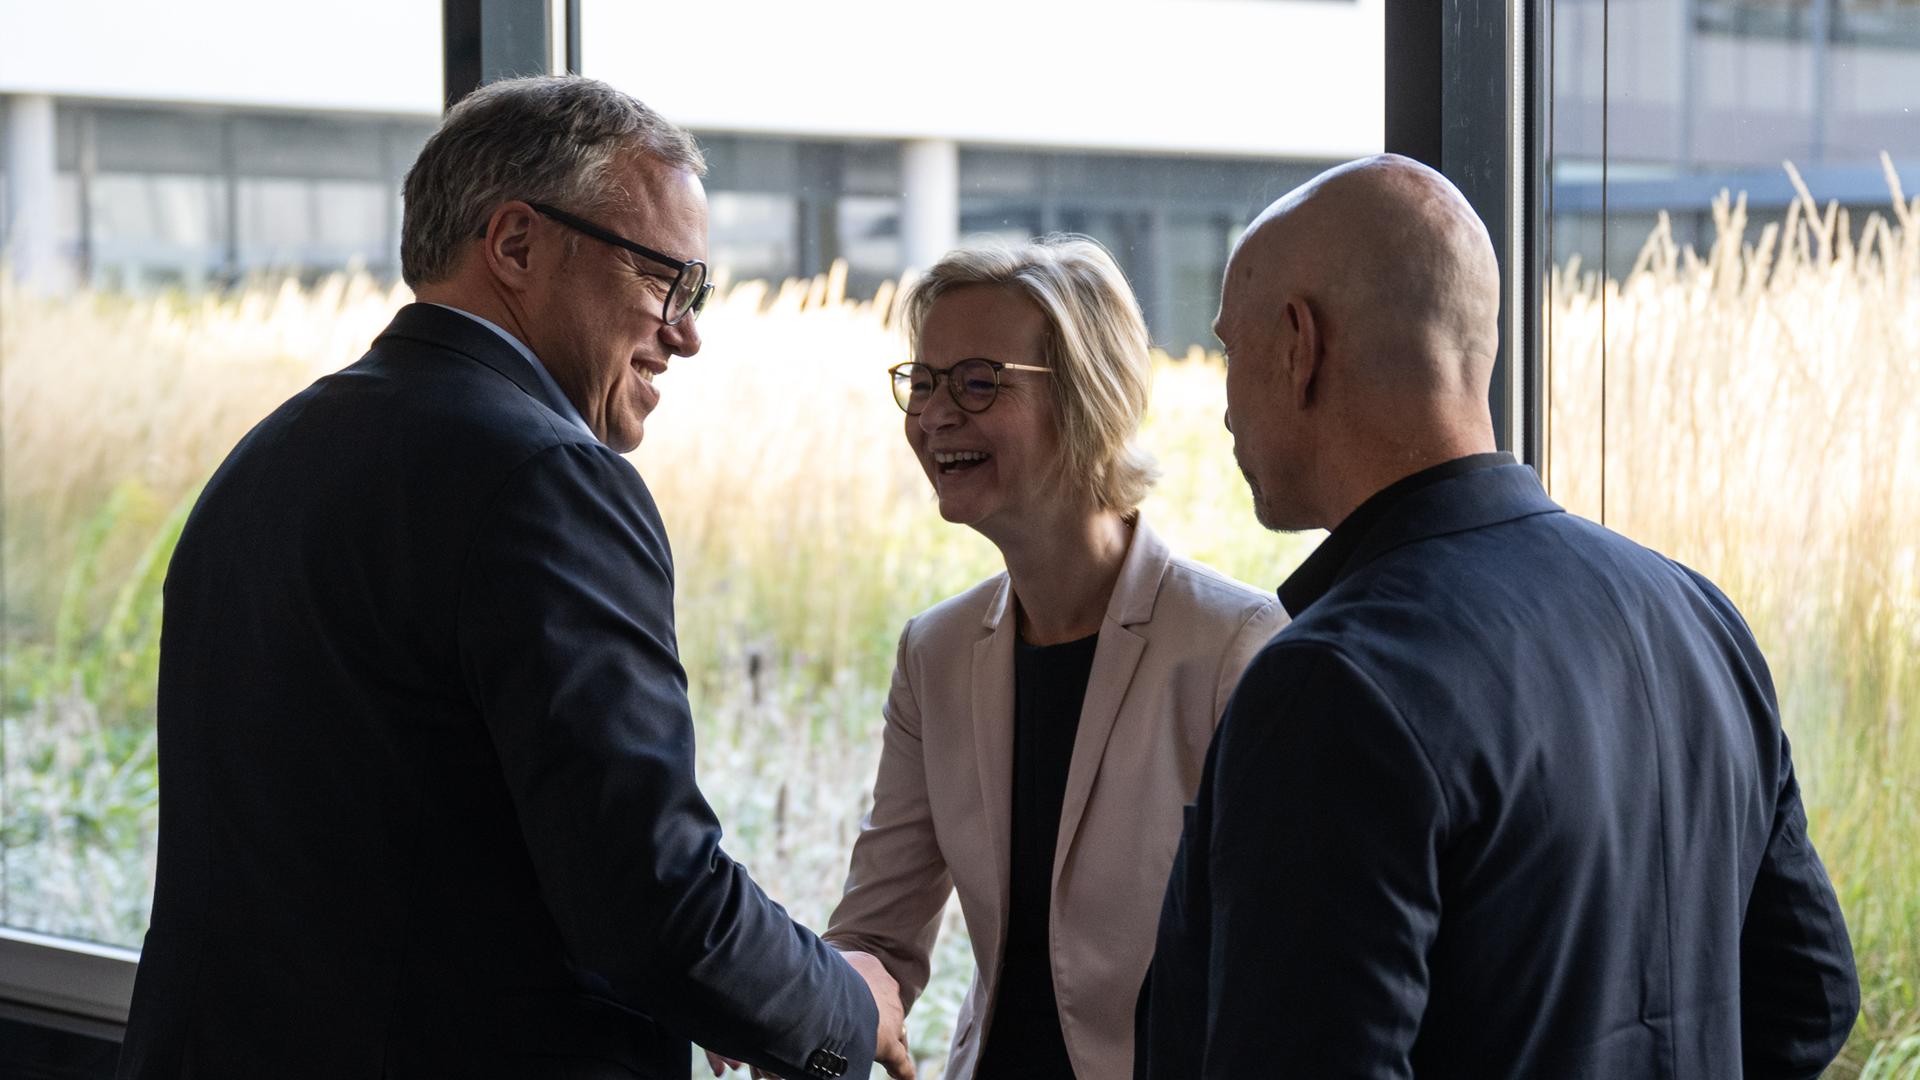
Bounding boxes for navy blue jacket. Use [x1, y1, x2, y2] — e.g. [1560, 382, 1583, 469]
[1138, 457, 1858, 1079]
[118, 304, 875, 1079]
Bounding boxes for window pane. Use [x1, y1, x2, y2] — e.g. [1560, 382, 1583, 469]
[580, 2, 1382, 1070]
[88, 173, 226, 289]
[1544, 1, 1919, 1071]
[708, 190, 799, 285]
[238, 176, 312, 253]
[5, 14, 1384, 1080]
[4, 102, 413, 948]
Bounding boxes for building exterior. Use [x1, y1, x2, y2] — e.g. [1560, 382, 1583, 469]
[2, 0, 1915, 348]
[1547, 0, 1920, 271]
[0, 0, 1382, 351]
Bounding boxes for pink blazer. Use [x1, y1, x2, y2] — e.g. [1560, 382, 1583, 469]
[824, 520, 1288, 1079]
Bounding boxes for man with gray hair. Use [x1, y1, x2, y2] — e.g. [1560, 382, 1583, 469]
[118, 77, 910, 1080]
[1136, 154, 1858, 1078]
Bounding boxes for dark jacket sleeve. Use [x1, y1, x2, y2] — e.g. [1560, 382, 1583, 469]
[1202, 643, 1444, 1078]
[1684, 566, 1860, 1077]
[1739, 728, 1859, 1079]
[455, 441, 876, 1078]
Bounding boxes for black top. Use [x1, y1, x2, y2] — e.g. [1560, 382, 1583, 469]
[1138, 461, 1858, 1079]
[118, 304, 875, 1080]
[1278, 451, 1512, 616]
[976, 631, 1100, 1080]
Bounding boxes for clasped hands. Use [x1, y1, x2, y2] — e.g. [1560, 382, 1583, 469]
[704, 949, 915, 1080]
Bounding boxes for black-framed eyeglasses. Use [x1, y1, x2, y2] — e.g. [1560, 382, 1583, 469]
[888, 358, 1052, 415]
[525, 201, 713, 325]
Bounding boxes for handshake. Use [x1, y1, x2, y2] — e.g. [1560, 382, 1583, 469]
[704, 950, 915, 1080]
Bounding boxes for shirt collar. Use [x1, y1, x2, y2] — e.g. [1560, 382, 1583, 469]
[1278, 452, 1515, 616]
[426, 303, 595, 440]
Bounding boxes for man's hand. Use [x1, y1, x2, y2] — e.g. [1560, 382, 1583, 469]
[842, 949, 915, 1080]
[703, 950, 912, 1080]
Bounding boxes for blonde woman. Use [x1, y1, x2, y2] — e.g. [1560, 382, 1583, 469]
[823, 236, 1288, 1078]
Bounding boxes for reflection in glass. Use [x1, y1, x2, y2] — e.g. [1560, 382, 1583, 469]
[1543, 1, 1919, 1072]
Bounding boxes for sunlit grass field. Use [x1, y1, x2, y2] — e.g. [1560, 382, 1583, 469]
[2, 167, 1915, 1075]
[1542, 162, 1920, 1077]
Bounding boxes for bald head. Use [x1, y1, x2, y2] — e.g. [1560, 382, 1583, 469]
[1218, 155, 1502, 532]
[1229, 154, 1500, 400]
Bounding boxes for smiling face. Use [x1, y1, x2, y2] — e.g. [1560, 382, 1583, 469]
[907, 284, 1067, 540]
[522, 156, 707, 452]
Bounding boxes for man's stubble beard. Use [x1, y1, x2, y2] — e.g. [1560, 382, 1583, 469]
[1233, 433, 1282, 534]
[1241, 460, 1317, 535]
[1240, 464, 1282, 534]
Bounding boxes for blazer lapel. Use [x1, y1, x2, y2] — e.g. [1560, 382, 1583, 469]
[972, 576, 1019, 952]
[1051, 520, 1171, 888]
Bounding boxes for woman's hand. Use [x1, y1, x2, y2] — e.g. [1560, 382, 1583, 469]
[703, 1048, 780, 1079]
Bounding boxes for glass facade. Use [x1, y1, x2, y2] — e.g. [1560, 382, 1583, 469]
[1547, 0, 1919, 274]
[0, 24, 1372, 1066]
[34, 103, 432, 289]
[1543, 2, 1918, 1072]
[15, 106, 1336, 351]
[958, 150, 1323, 350]
[0, 97, 1352, 1069]
[6, 0, 1911, 1075]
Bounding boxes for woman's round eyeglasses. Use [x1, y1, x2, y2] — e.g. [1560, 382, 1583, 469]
[524, 201, 712, 326]
[888, 358, 1052, 415]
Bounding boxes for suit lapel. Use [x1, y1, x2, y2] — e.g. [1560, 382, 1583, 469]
[1052, 623, 1147, 888]
[1051, 519, 1170, 889]
[972, 577, 1018, 953]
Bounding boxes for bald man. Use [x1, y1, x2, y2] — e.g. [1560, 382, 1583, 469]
[1135, 156, 1858, 1079]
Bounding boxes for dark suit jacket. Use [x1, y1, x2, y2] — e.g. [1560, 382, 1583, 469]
[117, 304, 875, 1080]
[1138, 458, 1858, 1079]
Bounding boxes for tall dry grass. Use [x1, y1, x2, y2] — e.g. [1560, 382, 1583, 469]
[1, 160, 1915, 1074]
[1546, 155, 1920, 1077]
[0, 274, 410, 962]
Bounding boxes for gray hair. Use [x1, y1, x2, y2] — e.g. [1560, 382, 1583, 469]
[900, 234, 1161, 513]
[400, 75, 706, 288]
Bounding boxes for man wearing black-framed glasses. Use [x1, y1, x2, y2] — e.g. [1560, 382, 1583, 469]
[526, 200, 714, 330]
[122, 76, 911, 1080]
[430, 172, 708, 454]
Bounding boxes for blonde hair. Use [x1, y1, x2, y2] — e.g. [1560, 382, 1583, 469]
[898, 234, 1160, 512]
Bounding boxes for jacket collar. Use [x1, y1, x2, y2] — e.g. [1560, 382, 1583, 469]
[1280, 459, 1562, 615]
[372, 302, 580, 423]
[979, 515, 1172, 633]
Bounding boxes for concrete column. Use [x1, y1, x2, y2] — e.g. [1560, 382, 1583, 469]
[4, 94, 61, 289]
[900, 138, 959, 271]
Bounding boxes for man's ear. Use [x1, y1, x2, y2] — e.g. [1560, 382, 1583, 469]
[1281, 293, 1324, 410]
[480, 201, 541, 292]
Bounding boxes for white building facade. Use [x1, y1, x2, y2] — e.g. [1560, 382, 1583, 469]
[0, 0, 1384, 350]
[3, 0, 1915, 347]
